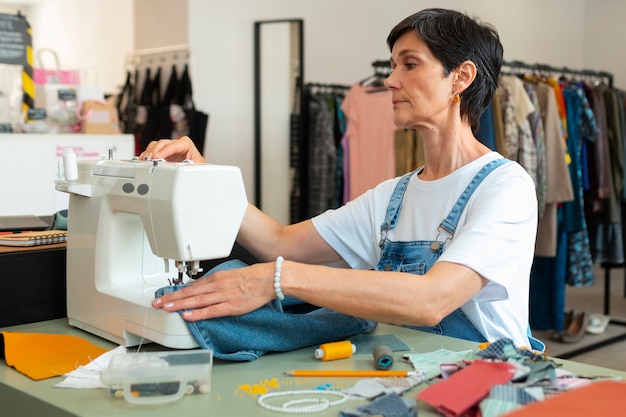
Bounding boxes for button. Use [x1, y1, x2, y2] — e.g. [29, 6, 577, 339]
[137, 184, 149, 195]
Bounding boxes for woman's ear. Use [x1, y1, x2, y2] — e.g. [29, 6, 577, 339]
[454, 60, 477, 94]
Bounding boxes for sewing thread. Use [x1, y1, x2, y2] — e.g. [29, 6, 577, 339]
[373, 345, 394, 370]
[314, 340, 356, 361]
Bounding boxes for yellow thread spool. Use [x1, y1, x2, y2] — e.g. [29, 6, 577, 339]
[314, 340, 356, 361]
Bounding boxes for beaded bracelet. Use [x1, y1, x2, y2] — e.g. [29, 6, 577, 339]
[257, 389, 348, 413]
[274, 256, 285, 300]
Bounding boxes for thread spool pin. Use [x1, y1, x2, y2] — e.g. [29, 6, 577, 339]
[63, 147, 78, 182]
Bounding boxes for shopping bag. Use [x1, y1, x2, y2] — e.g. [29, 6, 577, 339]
[0, 64, 24, 130]
[78, 97, 120, 134]
[33, 48, 80, 116]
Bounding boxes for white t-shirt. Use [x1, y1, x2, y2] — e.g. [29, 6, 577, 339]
[311, 152, 538, 347]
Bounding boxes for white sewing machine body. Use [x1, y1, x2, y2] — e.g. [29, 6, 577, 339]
[57, 158, 248, 348]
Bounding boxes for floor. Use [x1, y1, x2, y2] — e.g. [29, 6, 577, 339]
[533, 263, 626, 372]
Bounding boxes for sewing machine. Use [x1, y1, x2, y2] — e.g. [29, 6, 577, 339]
[56, 157, 248, 348]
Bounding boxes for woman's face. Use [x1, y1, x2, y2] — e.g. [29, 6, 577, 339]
[385, 31, 456, 130]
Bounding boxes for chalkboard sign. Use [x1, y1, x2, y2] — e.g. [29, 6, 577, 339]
[0, 13, 29, 66]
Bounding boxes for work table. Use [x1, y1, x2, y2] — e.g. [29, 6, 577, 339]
[2, 319, 625, 416]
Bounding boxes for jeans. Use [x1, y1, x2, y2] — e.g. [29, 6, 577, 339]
[155, 260, 376, 361]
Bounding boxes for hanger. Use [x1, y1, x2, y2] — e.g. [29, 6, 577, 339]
[359, 63, 391, 93]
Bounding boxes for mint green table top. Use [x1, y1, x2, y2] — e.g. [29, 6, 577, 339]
[2, 319, 625, 416]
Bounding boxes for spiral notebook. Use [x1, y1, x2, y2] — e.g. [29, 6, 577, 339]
[0, 230, 67, 247]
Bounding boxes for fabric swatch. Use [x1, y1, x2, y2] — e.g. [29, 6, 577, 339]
[348, 333, 411, 355]
[1, 332, 109, 380]
[417, 359, 516, 417]
[503, 380, 626, 416]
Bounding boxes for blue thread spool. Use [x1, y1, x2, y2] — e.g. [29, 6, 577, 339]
[373, 345, 394, 370]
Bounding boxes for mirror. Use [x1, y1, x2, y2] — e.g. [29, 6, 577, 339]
[254, 19, 304, 225]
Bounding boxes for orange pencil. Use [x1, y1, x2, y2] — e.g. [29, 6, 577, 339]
[284, 370, 417, 377]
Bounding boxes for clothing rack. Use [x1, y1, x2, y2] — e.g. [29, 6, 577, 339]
[370, 59, 615, 88]
[126, 44, 191, 70]
[501, 60, 614, 88]
[371, 60, 391, 69]
[503, 59, 625, 359]
[371, 60, 392, 75]
[306, 82, 351, 95]
[125, 44, 193, 94]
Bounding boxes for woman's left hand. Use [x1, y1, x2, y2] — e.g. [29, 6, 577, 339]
[152, 262, 277, 321]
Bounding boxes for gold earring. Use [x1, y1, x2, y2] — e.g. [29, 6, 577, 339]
[453, 94, 460, 103]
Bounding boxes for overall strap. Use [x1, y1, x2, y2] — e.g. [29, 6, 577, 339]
[438, 157, 510, 237]
[379, 169, 416, 248]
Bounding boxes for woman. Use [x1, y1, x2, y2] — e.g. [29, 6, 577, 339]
[143, 8, 542, 352]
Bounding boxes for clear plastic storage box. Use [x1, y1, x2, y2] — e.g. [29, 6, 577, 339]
[100, 349, 213, 404]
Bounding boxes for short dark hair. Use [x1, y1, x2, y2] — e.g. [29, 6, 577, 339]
[387, 8, 503, 131]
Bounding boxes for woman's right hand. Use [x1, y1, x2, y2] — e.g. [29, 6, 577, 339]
[138, 136, 207, 163]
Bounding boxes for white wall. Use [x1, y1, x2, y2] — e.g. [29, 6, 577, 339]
[2, 0, 623, 202]
[26, 0, 134, 94]
[188, 0, 590, 199]
[134, 0, 187, 50]
[585, 0, 626, 89]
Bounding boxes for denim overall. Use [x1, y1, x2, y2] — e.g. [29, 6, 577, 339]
[377, 158, 544, 352]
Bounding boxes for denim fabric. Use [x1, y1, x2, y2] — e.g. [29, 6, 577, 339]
[376, 158, 545, 352]
[155, 260, 376, 361]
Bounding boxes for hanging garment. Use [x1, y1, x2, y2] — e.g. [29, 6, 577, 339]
[152, 64, 182, 140]
[491, 86, 507, 155]
[497, 75, 537, 182]
[475, 102, 497, 151]
[602, 86, 625, 223]
[530, 208, 568, 331]
[585, 85, 622, 264]
[333, 94, 347, 208]
[562, 86, 595, 286]
[533, 81, 574, 257]
[138, 64, 208, 153]
[523, 81, 548, 218]
[582, 83, 612, 207]
[137, 66, 162, 153]
[307, 94, 337, 217]
[289, 110, 304, 223]
[177, 64, 209, 151]
[618, 90, 626, 200]
[298, 84, 349, 221]
[394, 129, 422, 176]
[115, 70, 138, 137]
[341, 84, 396, 201]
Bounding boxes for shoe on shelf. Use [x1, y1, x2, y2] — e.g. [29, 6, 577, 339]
[560, 311, 590, 344]
[551, 309, 575, 342]
[586, 314, 610, 335]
